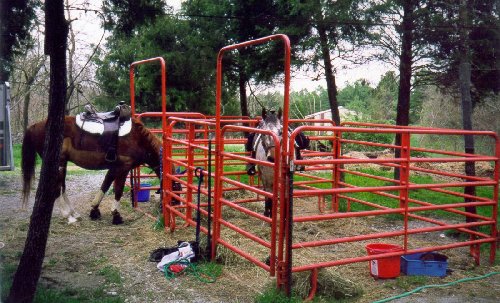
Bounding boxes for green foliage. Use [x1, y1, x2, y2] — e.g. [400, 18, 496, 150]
[12, 144, 22, 169]
[255, 287, 303, 303]
[253, 73, 425, 124]
[102, 0, 167, 36]
[338, 79, 374, 110]
[0, 0, 40, 80]
[421, 1, 499, 105]
[368, 71, 398, 120]
[96, 14, 217, 113]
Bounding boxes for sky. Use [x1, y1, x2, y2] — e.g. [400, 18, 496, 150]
[71, 0, 392, 92]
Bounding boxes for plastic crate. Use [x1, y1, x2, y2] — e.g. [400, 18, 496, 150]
[401, 252, 448, 277]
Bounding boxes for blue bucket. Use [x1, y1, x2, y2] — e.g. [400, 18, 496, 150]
[137, 183, 151, 202]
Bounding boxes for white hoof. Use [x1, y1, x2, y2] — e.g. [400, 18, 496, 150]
[72, 212, 81, 219]
[67, 216, 78, 224]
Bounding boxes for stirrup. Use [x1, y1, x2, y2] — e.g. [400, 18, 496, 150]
[105, 148, 117, 162]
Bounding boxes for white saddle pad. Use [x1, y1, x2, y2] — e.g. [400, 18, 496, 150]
[76, 114, 132, 137]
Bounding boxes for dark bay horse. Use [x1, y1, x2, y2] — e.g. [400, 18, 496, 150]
[22, 116, 163, 224]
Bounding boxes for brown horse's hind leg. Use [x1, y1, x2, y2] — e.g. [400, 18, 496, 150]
[56, 159, 81, 224]
[62, 192, 81, 223]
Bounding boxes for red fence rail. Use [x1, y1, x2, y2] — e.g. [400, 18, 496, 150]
[127, 34, 498, 300]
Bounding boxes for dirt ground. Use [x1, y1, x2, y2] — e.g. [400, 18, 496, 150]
[0, 169, 499, 303]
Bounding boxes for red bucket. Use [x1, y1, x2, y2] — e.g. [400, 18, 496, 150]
[366, 243, 403, 278]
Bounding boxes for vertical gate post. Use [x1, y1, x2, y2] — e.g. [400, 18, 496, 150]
[332, 128, 342, 211]
[400, 131, 411, 250]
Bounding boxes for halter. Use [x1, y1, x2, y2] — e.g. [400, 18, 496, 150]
[259, 125, 282, 163]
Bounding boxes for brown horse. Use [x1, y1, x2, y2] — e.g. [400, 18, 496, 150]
[22, 116, 163, 224]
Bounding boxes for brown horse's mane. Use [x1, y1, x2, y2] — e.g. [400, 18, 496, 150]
[133, 118, 162, 154]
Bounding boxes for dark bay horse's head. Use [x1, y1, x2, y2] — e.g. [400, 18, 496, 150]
[260, 107, 283, 163]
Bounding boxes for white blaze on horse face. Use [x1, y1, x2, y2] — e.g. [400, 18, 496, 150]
[91, 191, 105, 207]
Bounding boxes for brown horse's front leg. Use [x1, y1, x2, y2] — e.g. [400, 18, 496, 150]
[264, 197, 272, 218]
[89, 191, 104, 220]
[90, 169, 116, 221]
[110, 172, 128, 225]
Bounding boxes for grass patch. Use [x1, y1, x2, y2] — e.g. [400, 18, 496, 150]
[12, 144, 22, 168]
[255, 287, 303, 303]
[33, 287, 123, 303]
[1, 258, 123, 303]
[392, 275, 429, 291]
[90, 256, 109, 268]
[305, 168, 497, 221]
[98, 265, 122, 284]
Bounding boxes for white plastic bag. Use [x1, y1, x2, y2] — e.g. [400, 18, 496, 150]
[156, 242, 195, 272]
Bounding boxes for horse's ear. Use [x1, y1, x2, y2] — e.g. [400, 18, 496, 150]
[278, 107, 283, 120]
[262, 108, 267, 119]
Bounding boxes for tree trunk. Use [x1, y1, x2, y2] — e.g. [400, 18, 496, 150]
[6, 0, 68, 302]
[21, 58, 45, 131]
[21, 69, 42, 131]
[22, 87, 31, 131]
[239, 67, 249, 117]
[65, 0, 76, 114]
[458, 0, 476, 222]
[394, 0, 414, 180]
[317, 25, 340, 126]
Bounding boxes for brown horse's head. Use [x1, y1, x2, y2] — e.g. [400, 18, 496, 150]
[134, 119, 163, 176]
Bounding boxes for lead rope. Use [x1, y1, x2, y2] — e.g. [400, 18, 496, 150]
[163, 259, 218, 283]
[161, 152, 220, 283]
[194, 167, 204, 244]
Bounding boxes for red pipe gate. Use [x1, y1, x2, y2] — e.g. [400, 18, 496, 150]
[128, 35, 499, 299]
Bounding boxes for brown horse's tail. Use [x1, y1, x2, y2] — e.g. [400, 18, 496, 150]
[21, 126, 37, 209]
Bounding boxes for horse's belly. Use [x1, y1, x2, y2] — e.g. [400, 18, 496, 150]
[70, 151, 109, 170]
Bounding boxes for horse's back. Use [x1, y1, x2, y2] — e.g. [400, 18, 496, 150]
[25, 117, 78, 154]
